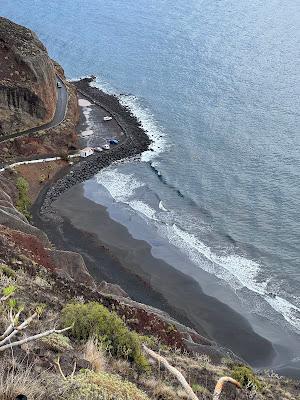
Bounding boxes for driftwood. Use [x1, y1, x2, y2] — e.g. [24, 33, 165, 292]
[142, 344, 199, 400]
[213, 376, 241, 400]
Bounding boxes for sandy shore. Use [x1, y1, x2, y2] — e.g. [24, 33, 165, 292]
[31, 78, 279, 370]
[38, 182, 274, 367]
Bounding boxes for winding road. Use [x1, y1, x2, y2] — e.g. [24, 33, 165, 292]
[0, 76, 68, 143]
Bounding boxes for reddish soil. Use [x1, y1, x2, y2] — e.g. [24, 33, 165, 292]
[15, 160, 68, 203]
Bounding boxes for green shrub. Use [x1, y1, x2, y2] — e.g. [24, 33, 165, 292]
[0, 264, 16, 278]
[59, 151, 69, 162]
[64, 370, 150, 400]
[231, 365, 262, 391]
[40, 333, 73, 352]
[2, 285, 16, 298]
[16, 176, 31, 220]
[191, 383, 210, 395]
[61, 302, 150, 371]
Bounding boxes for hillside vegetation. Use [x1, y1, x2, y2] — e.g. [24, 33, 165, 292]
[0, 251, 299, 400]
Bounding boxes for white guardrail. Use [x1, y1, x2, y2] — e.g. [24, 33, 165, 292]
[0, 153, 79, 173]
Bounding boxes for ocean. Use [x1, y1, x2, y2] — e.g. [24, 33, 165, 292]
[3, 0, 300, 370]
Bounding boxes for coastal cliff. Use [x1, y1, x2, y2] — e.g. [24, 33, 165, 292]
[0, 17, 57, 135]
[0, 17, 298, 400]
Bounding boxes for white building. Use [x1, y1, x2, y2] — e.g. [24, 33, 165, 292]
[79, 147, 94, 158]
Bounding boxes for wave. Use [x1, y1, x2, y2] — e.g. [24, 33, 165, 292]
[96, 169, 143, 201]
[94, 166, 300, 334]
[85, 76, 300, 335]
[130, 200, 157, 220]
[89, 77, 168, 162]
[169, 224, 300, 332]
[118, 95, 168, 162]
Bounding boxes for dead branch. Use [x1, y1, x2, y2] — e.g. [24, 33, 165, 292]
[142, 344, 199, 400]
[0, 313, 38, 347]
[54, 355, 77, 381]
[0, 294, 12, 303]
[0, 326, 72, 352]
[213, 376, 241, 400]
[54, 356, 67, 380]
[0, 309, 22, 340]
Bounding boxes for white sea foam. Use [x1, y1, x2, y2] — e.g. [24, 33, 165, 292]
[118, 95, 168, 162]
[96, 169, 144, 201]
[130, 200, 157, 220]
[96, 169, 157, 221]
[90, 77, 168, 162]
[89, 77, 300, 334]
[168, 224, 300, 332]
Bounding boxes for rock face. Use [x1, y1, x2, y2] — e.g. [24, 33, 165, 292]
[0, 17, 57, 135]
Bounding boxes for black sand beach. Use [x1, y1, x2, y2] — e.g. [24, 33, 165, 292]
[31, 78, 278, 369]
[33, 180, 275, 366]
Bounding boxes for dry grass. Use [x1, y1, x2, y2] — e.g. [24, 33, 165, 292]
[64, 370, 150, 400]
[0, 360, 49, 400]
[83, 336, 106, 372]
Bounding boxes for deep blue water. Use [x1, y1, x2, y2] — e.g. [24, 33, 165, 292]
[3, 0, 300, 363]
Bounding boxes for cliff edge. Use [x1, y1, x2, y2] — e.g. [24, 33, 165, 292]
[0, 17, 57, 135]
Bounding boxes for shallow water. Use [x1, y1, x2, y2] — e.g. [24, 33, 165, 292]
[3, 0, 300, 370]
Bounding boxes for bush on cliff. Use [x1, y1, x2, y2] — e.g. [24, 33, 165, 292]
[61, 302, 150, 372]
[231, 365, 262, 391]
[64, 369, 150, 400]
[16, 176, 31, 220]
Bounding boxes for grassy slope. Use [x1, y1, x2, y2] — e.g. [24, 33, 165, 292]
[0, 237, 299, 400]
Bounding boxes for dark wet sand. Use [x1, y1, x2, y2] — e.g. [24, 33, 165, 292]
[45, 183, 275, 367]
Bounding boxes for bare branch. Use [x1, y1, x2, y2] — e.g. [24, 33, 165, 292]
[0, 294, 11, 303]
[213, 376, 241, 400]
[70, 361, 77, 380]
[0, 326, 72, 352]
[143, 344, 199, 400]
[17, 312, 38, 331]
[0, 312, 38, 347]
[54, 356, 67, 380]
[0, 309, 22, 340]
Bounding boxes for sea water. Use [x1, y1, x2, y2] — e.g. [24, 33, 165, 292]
[3, 0, 300, 371]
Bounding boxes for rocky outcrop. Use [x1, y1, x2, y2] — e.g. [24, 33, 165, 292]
[0, 172, 95, 287]
[0, 17, 57, 135]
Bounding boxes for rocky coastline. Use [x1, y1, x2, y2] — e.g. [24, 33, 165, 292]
[39, 77, 151, 220]
[1, 17, 299, 399]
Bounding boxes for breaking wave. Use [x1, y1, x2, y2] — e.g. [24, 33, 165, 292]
[94, 165, 300, 335]
[90, 77, 168, 162]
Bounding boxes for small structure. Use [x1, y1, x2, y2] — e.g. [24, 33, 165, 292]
[80, 147, 94, 158]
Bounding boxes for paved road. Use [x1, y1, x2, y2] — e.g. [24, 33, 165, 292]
[0, 76, 68, 143]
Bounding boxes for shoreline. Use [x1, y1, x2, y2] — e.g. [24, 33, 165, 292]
[39, 77, 151, 220]
[32, 78, 277, 368]
[52, 183, 276, 367]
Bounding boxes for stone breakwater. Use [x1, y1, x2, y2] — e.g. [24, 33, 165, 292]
[40, 78, 151, 220]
